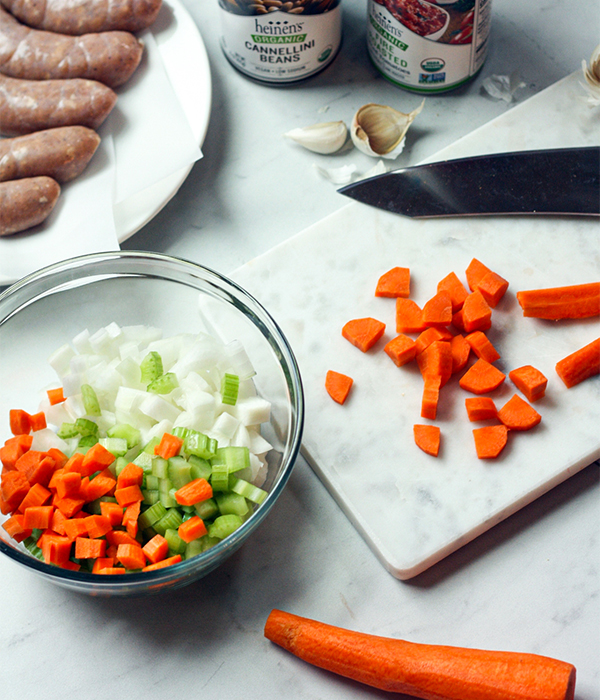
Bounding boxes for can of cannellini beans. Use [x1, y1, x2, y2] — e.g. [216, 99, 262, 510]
[219, 0, 342, 84]
[367, 0, 492, 93]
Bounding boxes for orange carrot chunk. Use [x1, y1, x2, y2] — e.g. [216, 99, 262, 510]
[22, 505, 54, 530]
[154, 432, 184, 459]
[417, 340, 452, 388]
[422, 290, 452, 328]
[413, 424, 441, 457]
[498, 394, 542, 431]
[414, 327, 452, 356]
[516, 282, 600, 320]
[375, 266, 410, 298]
[0, 434, 33, 470]
[473, 425, 509, 459]
[465, 397, 497, 422]
[178, 515, 208, 543]
[9, 409, 31, 436]
[395, 298, 426, 334]
[459, 359, 506, 395]
[264, 610, 576, 700]
[421, 375, 441, 420]
[29, 412, 47, 432]
[450, 334, 470, 374]
[142, 534, 169, 564]
[508, 365, 548, 402]
[476, 271, 509, 308]
[46, 387, 65, 405]
[437, 271, 468, 312]
[555, 338, 600, 388]
[342, 317, 386, 352]
[142, 554, 182, 572]
[116, 462, 144, 488]
[18, 482, 52, 512]
[174, 478, 213, 507]
[465, 331, 501, 363]
[384, 334, 417, 367]
[81, 442, 116, 476]
[1, 470, 30, 512]
[462, 291, 492, 333]
[325, 370, 354, 404]
[465, 258, 492, 292]
[116, 542, 146, 570]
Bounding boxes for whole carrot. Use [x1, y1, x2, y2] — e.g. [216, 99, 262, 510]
[264, 610, 576, 700]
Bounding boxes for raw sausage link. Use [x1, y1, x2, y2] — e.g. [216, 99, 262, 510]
[0, 0, 162, 35]
[0, 8, 143, 88]
[0, 175, 60, 236]
[0, 74, 117, 136]
[0, 126, 100, 183]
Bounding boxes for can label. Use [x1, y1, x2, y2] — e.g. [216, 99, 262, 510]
[219, 1, 342, 84]
[367, 0, 492, 92]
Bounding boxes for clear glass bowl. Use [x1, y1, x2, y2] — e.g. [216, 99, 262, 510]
[0, 252, 304, 596]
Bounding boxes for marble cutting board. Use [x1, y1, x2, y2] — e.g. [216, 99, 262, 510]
[232, 71, 600, 580]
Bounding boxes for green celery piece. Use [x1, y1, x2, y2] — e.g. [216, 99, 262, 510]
[56, 422, 79, 439]
[75, 417, 98, 437]
[210, 462, 229, 492]
[114, 456, 129, 476]
[208, 514, 243, 540]
[23, 536, 45, 561]
[142, 489, 160, 505]
[167, 456, 192, 489]
[201, 536, 221, 552]
[142, 436, 160, 454]
[137, 501, 168, 530]
[133, 451, 154, 470]
[154, 507, 183, 535]
[151, 457, 169, 479]
[216, 445, 250, 473]
[99, 437, 128, 457]
[221, 373, 240, 406]
[171, 426, 190, 441]
[147, 372, 179, 395]
[140, 351, 163, 384]
[77, 434, 98, 448]
[189, 455, 212, 481]
[185, 539, 204, 559]
[164, 528, 187, 554]
[159, 491, 177, 509]
[216, 492, 249, 517]
[230, 477, 268, 505]
[194, 497, 218, 520]
[107, 423, 141, 450]
[185, 431, 218, 460]
[81, 383, 101, 416]
[145, 474, 160, 490]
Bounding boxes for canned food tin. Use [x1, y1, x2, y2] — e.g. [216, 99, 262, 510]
[219, 0, 342, 84]
[367, 0, 492, 93]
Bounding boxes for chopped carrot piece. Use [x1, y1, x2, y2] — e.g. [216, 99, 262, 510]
[63, 516, 91, 542]
[465, 397, 497, 422]
[41, 533, 72, 566]
[9, 409, 31, 436]
[498, 394, 542, 431]
[47, 447, 68, 469]
[154, 432, 184, 460]
[375, 267, 410, 298]
[517, 282, 600, 320]
[50, 507, 69, 535]
[422, 290, 452, 328]
[22, 505, 55, 530]
[450, 334, 470, 374]
[63, 452, 85, 474]
[116, 462, 143, 488]
[75, 536, 106, 560]
[142, 534, 169, 564]
[15, 450, 56, 487]
[116, 543, 146, 570]
[395, 298, 426, 334]
[85, 472, 116, 501]
[174, 478, 213, 507]
[17, 482, 52, 512]
[555, 338, 600, 388]
[465, 331, 501, 363]
[417, 340, 452, 388]
[54, 494, 86, 518]
[2, 513, 31, 541]
[462, 291, 492, 333]
[92, 557, 116, 573]
[0, 434, 33, 470]
[123, 500, 141, 538]
[342, 317, 386, 353]
[451, 308, 465, 332]
[437, 271, 468, 312]
[100, 501, 124, 527]
[0, 470, 30, 512]
[476, 271, 509, 308]
[46, 387, 65, 405]
[465, 258, 491, 292]
[84, 514, 113, 539]
[178, 515, 208, 543]
[414, 327, 452, 356]
[473, 425, 509, 459]
[421, 375, 441, 420]
[508, 365, 548, 402]
[29, 412, 47, 432]
[142, 554, 182, 572]
[325, 370, 354, 405]
[105, 529, 140, 547]
[413, 424, 441, 457]
[54, 471, 82, 499]
[459, 359, 506, 395]
[384, 334, 417, 367]
[97, 566, 126, 575]
[81, 442, 116, 476]
[114, 484, 144, 507]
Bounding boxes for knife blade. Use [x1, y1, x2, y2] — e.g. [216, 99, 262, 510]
[338, 147, 600, 217]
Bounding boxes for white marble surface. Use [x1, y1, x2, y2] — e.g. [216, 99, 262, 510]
[1, 1, 599, 698]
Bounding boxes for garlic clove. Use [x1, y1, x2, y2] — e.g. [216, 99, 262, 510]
[284, 121, 348, 154]
[313, 163, 357, 185]
[351, 101, 425, 159]
[582, 44, 600, 105]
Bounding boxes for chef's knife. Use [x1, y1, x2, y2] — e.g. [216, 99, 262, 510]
[338, 147, 600, 217]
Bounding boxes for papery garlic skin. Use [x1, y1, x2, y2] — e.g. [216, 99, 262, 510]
[284, 121, 348, 155]
[582, 44, 600, 106]
[351, 101, 424, 159]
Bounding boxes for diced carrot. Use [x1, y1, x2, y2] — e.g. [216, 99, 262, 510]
[75, 536, 106, 559]
[516, 282, 600, 320]
[450, 334, 470, 374]
[84, 514, 113, 539]
[174, 478, 213, 507]
[17, 482, 52, 512]
[384, 334, 417, 367]
[413, 424, 441, 457]
[54, 471, 82, 499]
[0, 434, 33, 470]
[123, 500, 141, 538]
[105, 544, 119, 558]
[154, 432, 184, 460]
[92, 557, 116, 573]
[498, 394, 542, 431]
[2, 513, 31, 541]
[508, 365, 548, 402]
[46, 387, 65, 405]
[555, 338, 600, 388]
[473, 425, 509, 459]
[421, 375, 441, 420]
[100, 501, 124, 527]
[116, 543, 146, 570]
[9, 409, 31, 436]
[451, 308, 465, 333]
[142, 554, 182, 572]
[47, 447, 68, 469]
[54, 494, 86, 518]
[105, 529, 140, 547]
[142, 534, 169, 564]
[465, 258, 491, 292]
[29, 412, 47, 432]
[178, 515, 208, 543]
[395, 298, 426, 333]
[63, 452, 85, 474]
[41, 533, 72, 566]
[375, 267, 410, 298]
[465, 397, 497, 422]
[22, 505, 55, 530]
[476, 271, 509, 308]
[465, 331, 501, 363]
[0, 470, 30, 512]
[459, 359, 506, 395]
[437, 271, 468, 312]
[414, 327, 452, 356]
[417, 340, 452, 388]
[81, 442, 116, 476]
[325, 370, 354, 405]
[50, 507, 69, 535]
[15, 450, 56, 487]
[342, 317, 386, 353]
[114, 484, 144, 507]
[116, 462, 143, 488]
[422, 290, 452, 328]
[462, 291, 492, 333]
[62, 517, 91, 542]
[84, 472, 117, 501]
[97, 566, 126, 575]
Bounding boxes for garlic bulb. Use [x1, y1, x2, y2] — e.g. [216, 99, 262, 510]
[582, 44, 600, 106]
[351, 101, 424, 159]
[284, 121, 348, 154]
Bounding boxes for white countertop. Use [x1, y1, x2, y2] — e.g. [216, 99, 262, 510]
[2, 1, 599, 698]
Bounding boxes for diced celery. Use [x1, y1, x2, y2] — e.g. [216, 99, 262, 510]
[133, 451, 154, 470]
[106, 423, 141, 449]
[137, 501, 167, 530]
[142, 489, 160, 505]
[23, 536, 44, 561]
[77, 434, 98, 448]
[167, 456, 192, 489]
[81, 383, 101, 416]
[201, 536, 221, 552]
[164, 528, 186, 554]
[171, 426, 191, 440]
[158, 477, 174, 495]
[216, 445, 250, 473]
[75, 417, 98, 436]
[231, 477, 268, 505]
[98, 437, 128, 457]
[142, 436, 160, 454]
[159, 491, 177, 508]
[208, 514, 243, 539]
[147, 372, 178, 395]
[153, 508, 183, 535]
[210, 462, 229, 492]
[194, 497, 219, 520]
[184, 431, 218, 460]
[114, 456, 129, 476]
[216, 492, 249, 517]
[221, 373, 240, 406]
[145, 474, 160, 490]
[151, 457, 169, 479]
[140, 351, 163, 384]
[185, 539, 204, 559]
[57, 422, 79, 439]
[189, 455, 212, 481]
